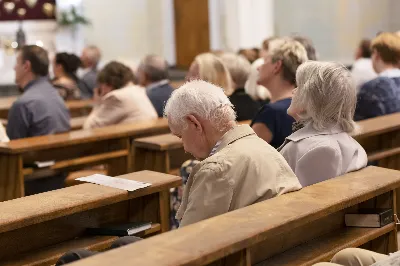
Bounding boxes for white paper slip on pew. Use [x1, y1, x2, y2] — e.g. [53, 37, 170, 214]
[76, 174, 151, 192]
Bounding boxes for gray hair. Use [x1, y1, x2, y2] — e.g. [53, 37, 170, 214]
[269, 38, 308, 85]
[292, 61, 357, 133]
[292, 35, 318, 61]
[164, 80, 236, 131]
[140, 54, 169, 82]
[84, 45, 101, 67]
[219, 53, 251, 89]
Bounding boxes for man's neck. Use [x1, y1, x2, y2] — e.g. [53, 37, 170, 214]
[377, 65, 398, 74]
[20, 75, 37, 90]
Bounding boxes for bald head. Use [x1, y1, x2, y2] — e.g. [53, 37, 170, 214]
[138, 54, 169, 86]
[81, 45, 101, 69]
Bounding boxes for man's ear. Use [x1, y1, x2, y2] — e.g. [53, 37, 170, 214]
[23, 60, 31, 73]
[185, 114, 203, 132]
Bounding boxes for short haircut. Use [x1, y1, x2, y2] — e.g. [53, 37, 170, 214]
[164, 80, 236, 131]
[194, 53, 233, 95]
[220, 53, 251, 89]
[371, 32, 400, 65]
[292, 61, 356, 133]
[292, 35, 317, 60]
[97, 61, 134, 90]
[84, 45, 101, 67]
[359, 39, 372, 58]
[262, 36, 278, 51]
[20, 45, 49, 76]
[269, 38, 308, 86]
[140, 55, 169, 82]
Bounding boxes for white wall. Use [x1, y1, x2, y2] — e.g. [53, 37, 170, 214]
[209, 0, 274, 52]
[274, 0, 399, 63]
[81, 0, 176, 66]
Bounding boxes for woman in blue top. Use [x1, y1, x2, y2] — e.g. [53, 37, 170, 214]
[251, 38, 308, 148]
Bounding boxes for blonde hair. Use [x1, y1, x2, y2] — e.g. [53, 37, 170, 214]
[269, 38, 308, 85]
[371, 32, 400, 65]
[194, 53, 234, 95]
[219, 53, 251, 89]
[292, 61, 357, 133]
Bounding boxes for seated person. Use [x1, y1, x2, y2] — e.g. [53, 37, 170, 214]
[220, 53, 261, 121]
[0, 123, 9, 142]
[52, 52, 82, 100]
[355, 32, 400, 121]
[292, 35, 318, 60]
[137, 55, 174, 117]
[7, 45, 70, 140]
[251, 38, 308, 148]
[314, 248, 399, 266]
[279, 61, 367, 187]
[79, 45, 101, 99]
[164, 80, 301, 227]
[186, 52, 233, 95]
[237, 48, 259, 63]
[83, 61, 157, 129]
[351, 39, 377, 90]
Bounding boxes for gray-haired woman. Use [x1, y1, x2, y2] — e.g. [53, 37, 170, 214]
[279, 61, 368, 187]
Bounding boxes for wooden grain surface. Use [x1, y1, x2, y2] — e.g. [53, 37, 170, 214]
[68, 167, 400, 266]
[0, 171, 181, 234]
[0, 118, 169, 154]
[353, 113, 400, 139]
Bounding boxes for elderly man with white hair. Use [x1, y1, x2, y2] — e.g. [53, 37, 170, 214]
[137, 54, 174, 117]
[164, 80, 301, 227]
[279, 61, 367, 187]
[79, 45, 102, 99]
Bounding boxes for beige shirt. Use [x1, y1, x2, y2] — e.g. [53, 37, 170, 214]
[0, 122, 9, 142]
[83, 84, 157, 129]
[279, 122, 368, 187]
[177, 125, 301, 227]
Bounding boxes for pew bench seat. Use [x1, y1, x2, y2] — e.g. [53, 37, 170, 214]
[69, 167, 400, 266]
[0, 170, 181, 266]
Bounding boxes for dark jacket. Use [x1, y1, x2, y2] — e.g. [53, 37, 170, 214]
[229, 88, 261, 121]
[146, 82, 174, 117]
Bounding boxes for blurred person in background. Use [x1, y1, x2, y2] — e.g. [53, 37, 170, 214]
[351, 39, 377, 90]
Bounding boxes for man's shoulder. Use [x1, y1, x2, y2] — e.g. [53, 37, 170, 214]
[360, 76, 398, 91]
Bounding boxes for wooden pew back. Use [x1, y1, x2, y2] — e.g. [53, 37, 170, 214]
[69, 167, 400, 266]
[0, 171, 181, 266]
[0, 119, 170, 201]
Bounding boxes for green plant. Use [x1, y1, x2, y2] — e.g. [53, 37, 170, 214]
[58, 6, 90, 26]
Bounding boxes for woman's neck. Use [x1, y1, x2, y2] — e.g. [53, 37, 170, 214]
[269, 83, 295, 103]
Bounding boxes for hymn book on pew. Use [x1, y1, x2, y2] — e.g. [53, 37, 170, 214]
[76, 174, 151, 191]
[86, 222, 152, 236]
[345, 209, 393, 228]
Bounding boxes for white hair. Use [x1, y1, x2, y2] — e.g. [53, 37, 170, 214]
[219, 53, 251, 89]
[83, 45, 101, 66]
[244, 58, 271, 100]
[164, 80, 236, 131]
[292, 61, 357, 133]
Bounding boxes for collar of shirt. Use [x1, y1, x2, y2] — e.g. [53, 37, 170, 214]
[146, 79, 169, 91]
[379, 68, 400, 78]
[23, 76, 48, 92]
[286, 122, 344, 142]
[209, 140, 222, 157]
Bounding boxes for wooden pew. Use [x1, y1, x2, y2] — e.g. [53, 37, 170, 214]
[1, 116, 87, 131]
[0, 96, 94, 119]
[132, 120, 251, 173]
[0, 118, 170, 202]
[67, 166, 400, 266]
[0, 170, 181, 266]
